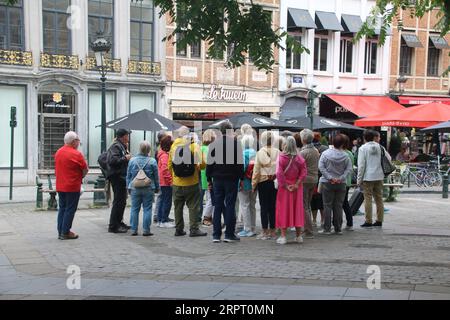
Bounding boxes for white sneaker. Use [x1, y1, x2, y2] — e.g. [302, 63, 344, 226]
[318, 229, 332, 235]
[162, 222, 175, 228]
[156, 222, 162, 228]
[276, 237, 287, 245]
[295, 236, 304, 243]
[345, 226, 354, 231]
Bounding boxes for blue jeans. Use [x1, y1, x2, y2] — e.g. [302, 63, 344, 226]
[57, 192, 81, 236]
[157, 186, 172, 223]
[130, 187, 154, 233]
[212, 179, 239, 239]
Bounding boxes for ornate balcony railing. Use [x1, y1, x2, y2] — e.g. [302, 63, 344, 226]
[0, 49, 33, 66]
[128, 60, 161, 76]
[85, 57, 122, 73]
[40, 53, 79, 70]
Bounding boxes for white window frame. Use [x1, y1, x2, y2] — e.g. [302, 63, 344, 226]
[364, 39, 379, 75]
[285, 31, 305, 73]
[339, 37, 355, 74]
[313, 33, 331, 73]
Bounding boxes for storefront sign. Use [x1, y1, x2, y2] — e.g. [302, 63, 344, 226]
[204, 85, 248, 102]
[335, 106, 350, 114]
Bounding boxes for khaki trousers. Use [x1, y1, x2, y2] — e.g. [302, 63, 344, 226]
[363, 181, 384, 224]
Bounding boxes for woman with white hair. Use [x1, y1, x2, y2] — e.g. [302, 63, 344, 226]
[126, 141, 160, 236]
[238, 134, 257, 237]
[275, 136, 307, 245]
[252, 131, 280, 240]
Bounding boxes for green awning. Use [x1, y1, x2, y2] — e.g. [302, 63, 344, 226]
[401, 34, 423, 48]
[315, 11, 344, 31]
[287, 8, 317, 30]
[430, 35, 450, 49]
[341, 14, 363, 33]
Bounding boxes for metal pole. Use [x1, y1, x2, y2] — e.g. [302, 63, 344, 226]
[101, 73, 107, 153]
[9, 106, 17, 201]
[443, 174, 449, 199]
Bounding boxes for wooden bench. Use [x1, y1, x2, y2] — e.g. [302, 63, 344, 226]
[36, 172, 108, 210]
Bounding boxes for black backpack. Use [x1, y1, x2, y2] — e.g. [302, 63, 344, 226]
[172, 143, 196, 178]
[98, 151, 110, 177]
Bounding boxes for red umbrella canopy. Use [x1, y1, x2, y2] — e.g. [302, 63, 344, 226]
[355, 102, 450, 128]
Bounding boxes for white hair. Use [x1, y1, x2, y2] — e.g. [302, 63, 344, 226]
[64, 131, 79, 144]
[139, 141, 151, 155]
[176, 126, 190, 139]
[241, 123, 253, 135]
[260, 131, 274, 147]
[300, 129, 314, 144]
[283, 136, 298, 156]
[241, 134, 255, 149]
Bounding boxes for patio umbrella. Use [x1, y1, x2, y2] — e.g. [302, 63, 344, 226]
[421, 120, 450, 132]
[354, 103, 450, 128]
[285, 115, 364, 131]
[209, 113, 300, 130]
[99, 109, 183, 132]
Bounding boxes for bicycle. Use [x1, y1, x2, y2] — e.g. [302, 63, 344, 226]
[400, 164, 436, 188]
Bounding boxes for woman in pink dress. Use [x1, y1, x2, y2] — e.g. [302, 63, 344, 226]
[275, 136, 307, 245]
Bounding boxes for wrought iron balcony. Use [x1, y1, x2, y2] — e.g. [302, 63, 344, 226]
[128, 60, 161, 76]
[85, 57, 122, 73]
[40, 53, 79, 70]
[0, 49, 33, 66]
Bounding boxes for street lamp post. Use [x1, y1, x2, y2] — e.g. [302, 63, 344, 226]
[90, 32, 112, 207]
[307, 89, 319, 131]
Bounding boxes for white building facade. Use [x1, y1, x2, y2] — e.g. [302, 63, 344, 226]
[278, 0, 393, 122]
[0, 0, 165, 185]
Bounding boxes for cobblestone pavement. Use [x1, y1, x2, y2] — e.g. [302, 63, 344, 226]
[0, 192, 449, 300]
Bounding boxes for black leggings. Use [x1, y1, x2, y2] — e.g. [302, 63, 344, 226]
[258, 180, 277, 229]
[342, 187, 353, 227]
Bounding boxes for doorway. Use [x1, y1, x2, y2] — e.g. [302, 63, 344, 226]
[38, 93, 76, 169]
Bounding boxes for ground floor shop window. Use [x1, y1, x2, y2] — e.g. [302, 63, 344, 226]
[88, 90, 116, 166]
[0, 85, 26, 168]
[129, 91, 155, 155]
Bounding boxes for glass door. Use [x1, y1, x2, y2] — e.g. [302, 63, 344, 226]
[38, 93, 76, 169]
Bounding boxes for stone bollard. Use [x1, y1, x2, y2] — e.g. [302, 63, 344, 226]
[443, 174, 449, 199]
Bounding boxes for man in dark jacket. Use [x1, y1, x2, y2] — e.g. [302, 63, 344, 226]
[107, 129, 131, 233]
[206, 121, 244, 243]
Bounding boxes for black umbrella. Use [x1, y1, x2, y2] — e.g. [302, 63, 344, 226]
[285, 115, 364, 131]
[99, 109, 183, 132]
[421, 120, 450, 133]
[209, 112, 300, 130]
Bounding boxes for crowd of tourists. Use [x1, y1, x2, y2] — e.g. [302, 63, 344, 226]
[54, 123, 391, 244]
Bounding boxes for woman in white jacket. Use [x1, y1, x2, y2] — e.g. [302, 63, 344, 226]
[252, 131, 280, 240]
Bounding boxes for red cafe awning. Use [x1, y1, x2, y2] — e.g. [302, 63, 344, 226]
[326, 95, 405, 118]
[399, 96, 450, 105]
[355, 102, 450, 128]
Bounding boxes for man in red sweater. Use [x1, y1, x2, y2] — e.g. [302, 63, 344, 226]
[55, 131, 88, 240]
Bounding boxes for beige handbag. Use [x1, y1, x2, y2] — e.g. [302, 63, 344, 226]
[132, 158, 152, 188]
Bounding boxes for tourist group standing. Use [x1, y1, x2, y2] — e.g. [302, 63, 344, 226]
[55, 125, 390, 244]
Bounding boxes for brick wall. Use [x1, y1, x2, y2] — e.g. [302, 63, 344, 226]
[165, 0, 279, 90]
[390, 9, 450, 94]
